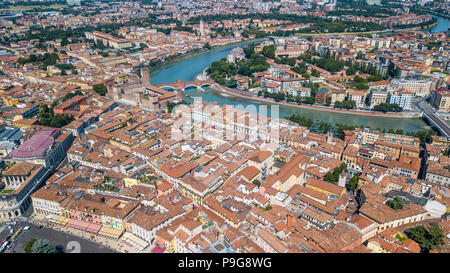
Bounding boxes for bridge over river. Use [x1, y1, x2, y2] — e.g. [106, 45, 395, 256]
[157, 79, 215, 92]
[416, 99, 450, 137]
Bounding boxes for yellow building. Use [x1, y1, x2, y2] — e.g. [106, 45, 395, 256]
[124, 177, 140, 188]
[13, 118, 38, 128]
[330, 90, 346, 105]
[431, 136, 450, 146]
[177, 181, 206, 205]
[342, 149, 357, 169]
[115, 74, 129, 83]
[401, 146, 420, 158]
[4, 97, 19, 107]
[305, 178, 346, 197]
[247, 151, 273, 171]
[361, 129, 380, 145]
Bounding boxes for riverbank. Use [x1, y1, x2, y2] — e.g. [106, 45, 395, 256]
[212, 84, 420, 119]
[292, 30, 389, 37]
[397, 20, 439, 32]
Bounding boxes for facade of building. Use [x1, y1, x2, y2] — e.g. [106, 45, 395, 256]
[388, 91, 412, 110]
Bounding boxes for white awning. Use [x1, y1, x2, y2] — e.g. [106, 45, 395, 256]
[121, 232, 149, 249]
[45, 214, 59, 222]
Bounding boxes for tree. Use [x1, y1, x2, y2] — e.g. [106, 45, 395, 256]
[443, 149, 449, 156]
[335, 100, 356, 109]
[406, 129, 437, 145]
[252, 179, 261, 187]
[261, 45, 275, 59]
[167, 100, 189, 113]
[311, 69, 320, 77]
[347, 174, 359, 192]
[386, 196, 404, 210]
[207, 46, 269, 86]
[93, 83, 107, 96]
[373, 103, 403, 113]
[61, 37, 69, 46]
[38, 103, 74, 128]
[324, 163, 347, 183]
[243, 45, 255, 58]
[405, 223, 445, 252]
[346, 66, 357, 75]
[31, 239, 61, 253]
[139, 43, 148, 50]
[203, 43, 211, 50]
[24, 238, 36, 253]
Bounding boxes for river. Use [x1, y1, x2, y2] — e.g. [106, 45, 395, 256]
[365, 0, 449, 33]
[426, 14, 450, 33]
[149, 38, 439, 132]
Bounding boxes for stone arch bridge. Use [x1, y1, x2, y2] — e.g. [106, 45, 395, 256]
[157, 79, 215, 92]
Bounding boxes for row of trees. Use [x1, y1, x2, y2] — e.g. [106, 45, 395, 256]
[286, 114, 357, 137]
[188, 13, 384, 33]
[334, 100, 356, 109]
[287, 112, 440, 145]
[406, 128, 438, 145]
[373, 103, 403, 113]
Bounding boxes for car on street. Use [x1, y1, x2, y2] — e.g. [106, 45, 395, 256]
[24, 226, 30, 231]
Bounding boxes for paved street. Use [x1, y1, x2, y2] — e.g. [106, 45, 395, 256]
[0, 220, 116, 253]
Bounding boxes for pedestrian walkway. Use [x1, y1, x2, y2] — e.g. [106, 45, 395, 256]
[30, 213, 125, 253]
[28, 213, 158, 253]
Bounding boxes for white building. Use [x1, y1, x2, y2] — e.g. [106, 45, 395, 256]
[227, 47, 245, 63]
[388, 91, 412, 110]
